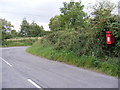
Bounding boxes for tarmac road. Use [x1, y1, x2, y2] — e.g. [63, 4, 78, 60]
[0, 47, 119, 89]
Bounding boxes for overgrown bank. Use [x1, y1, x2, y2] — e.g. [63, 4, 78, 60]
[27, 31, 119, 78]
[27, 0, 120, 78]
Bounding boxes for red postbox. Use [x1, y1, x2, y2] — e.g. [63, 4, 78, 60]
[106, 31, 112, 44]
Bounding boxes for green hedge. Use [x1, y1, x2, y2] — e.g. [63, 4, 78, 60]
[40, 31, 119, 58]
[29, 31, 119, 77]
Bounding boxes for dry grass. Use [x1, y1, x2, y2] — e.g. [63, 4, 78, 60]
[6, 37, 42, 41]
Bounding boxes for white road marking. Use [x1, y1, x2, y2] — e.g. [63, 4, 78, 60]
[27, 79, 41, 88]
[0, 57, 12, 67]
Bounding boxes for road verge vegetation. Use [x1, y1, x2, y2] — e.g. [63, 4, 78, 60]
[27, 31, 119, 78]
[2, 37, 42, 47]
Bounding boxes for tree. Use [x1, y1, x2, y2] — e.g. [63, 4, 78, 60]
[60, 1, 86, 31]
[19, 18, 45, 37]
[0, 18, 14, 44]
[49, 15, 65, 31]
[19, 18, 30, 37]
[29, 22, 44, 37]
[91, 0, 116, 32]
[11, 29, 18, 38]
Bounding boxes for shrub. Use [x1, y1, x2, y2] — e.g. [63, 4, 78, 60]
[40, 31, 102, 57]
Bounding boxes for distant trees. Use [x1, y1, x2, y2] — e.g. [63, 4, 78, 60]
[19, 18, 45, 37]
[19, 18, 30, 37]
[11, 29, 18, 38]
[29, 22, 44, 37]
[0, 17, 50, 43]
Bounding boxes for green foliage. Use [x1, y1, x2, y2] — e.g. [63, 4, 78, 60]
[49, 1, 87, 31]
[11, 30, 18, 38]
[19, 18, 30, 37]
[19, 18, 44, 37]
[41, 31, 101, 57]
[0, 30, 2, 46]
[0, 18, 15, 45]
[29, 22, 45, 37]
[49, 15, 65, 31]
[0, 18, 14, 32]
[60, 2, 86, 31]
[91, 0, 120, 57]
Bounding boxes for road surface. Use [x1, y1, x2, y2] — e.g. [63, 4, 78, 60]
[0, 47, 119, 89]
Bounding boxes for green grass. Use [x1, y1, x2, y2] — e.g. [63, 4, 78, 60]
[27, 45, 119, 78]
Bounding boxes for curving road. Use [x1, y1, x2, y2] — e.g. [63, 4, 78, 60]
[0, 47, 119, 89]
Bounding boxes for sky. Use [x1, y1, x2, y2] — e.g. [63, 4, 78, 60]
[0, 0, 119, 31]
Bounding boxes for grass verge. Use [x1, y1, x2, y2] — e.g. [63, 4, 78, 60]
[26, 45, 119, 78]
